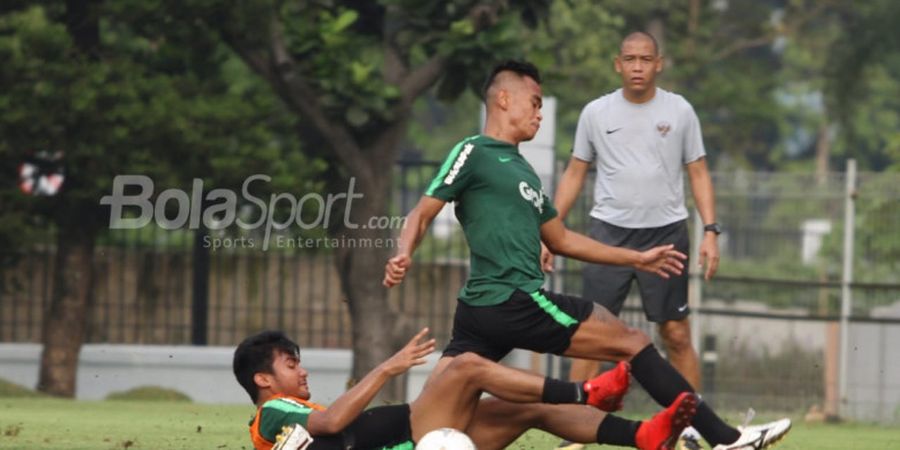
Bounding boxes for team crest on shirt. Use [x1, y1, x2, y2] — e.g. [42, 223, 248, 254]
[656, 121, 671, 137]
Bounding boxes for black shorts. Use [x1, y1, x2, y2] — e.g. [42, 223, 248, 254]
[443, 289, 594, 361]
[310, 404, 412, 450]
[583, 218, 690, 323]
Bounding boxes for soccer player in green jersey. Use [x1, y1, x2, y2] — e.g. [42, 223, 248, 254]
[383, 60, 790, 450]
[234, 328, 699, 450]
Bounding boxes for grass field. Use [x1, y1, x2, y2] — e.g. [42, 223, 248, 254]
[1, 397, 899, 449]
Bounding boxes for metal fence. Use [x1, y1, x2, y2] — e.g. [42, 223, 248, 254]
[1, 160, 899, 422]
[0, 161, 467, 350]
[549, 161, 900, 421]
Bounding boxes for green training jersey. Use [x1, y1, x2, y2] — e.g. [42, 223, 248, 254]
[425, 135, 557, 306]
[250, 397, 413, 450]
[252, 397, 318, 446]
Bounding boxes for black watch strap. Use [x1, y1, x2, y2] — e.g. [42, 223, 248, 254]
[704, 223, 722, 235]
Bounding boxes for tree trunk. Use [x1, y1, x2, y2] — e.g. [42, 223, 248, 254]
[37, 216, 97, 397]
[647, 17, 666, 56]
[333, 172, 408, 404]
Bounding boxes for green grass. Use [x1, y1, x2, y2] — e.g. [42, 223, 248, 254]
[0, 398, 251, 450]
[1, 397, 898, 449]
[518, 423, 900, 450]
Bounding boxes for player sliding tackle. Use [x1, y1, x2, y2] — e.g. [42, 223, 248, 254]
[234, 328, 699, 450]
[384, 60, 791, 450]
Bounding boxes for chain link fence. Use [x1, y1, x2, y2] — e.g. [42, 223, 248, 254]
[549, 162, 900, 422]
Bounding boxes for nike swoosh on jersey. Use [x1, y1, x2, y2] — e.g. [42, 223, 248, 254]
[606, 127, 623, 134]
[498, 156, 513, 163]
[677, 304, 689, 312]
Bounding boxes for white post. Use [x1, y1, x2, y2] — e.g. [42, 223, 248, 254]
[838, 159, 857, 416]
[690, 209, 704, 354]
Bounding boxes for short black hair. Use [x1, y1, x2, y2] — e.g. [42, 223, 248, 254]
[620, 31, 660, 55]
[233, 330, 299, 403]
[482, 60, 542, 99]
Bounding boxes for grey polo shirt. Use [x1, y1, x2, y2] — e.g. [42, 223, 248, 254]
[572, 87, 706, 228]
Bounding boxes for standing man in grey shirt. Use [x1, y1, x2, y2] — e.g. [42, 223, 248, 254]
[548, 32, 720, 449]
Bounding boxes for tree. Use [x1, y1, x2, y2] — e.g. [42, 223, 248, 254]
[172, 0, 551, 402]
[825, 0, 900, 171]
[0, 1, 313, 396]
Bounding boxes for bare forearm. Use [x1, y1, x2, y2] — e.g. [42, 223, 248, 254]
[395, 209, 429, 257]
[311, 366, 392, 434]
[688, 161, 716, 224]
[547, 229, 641, 267]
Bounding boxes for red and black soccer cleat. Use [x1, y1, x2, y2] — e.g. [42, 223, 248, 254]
[583, 361, 631, 411]
[636, 391, 699, 450]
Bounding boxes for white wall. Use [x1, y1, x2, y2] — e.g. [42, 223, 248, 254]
[0, 344, 441, 405]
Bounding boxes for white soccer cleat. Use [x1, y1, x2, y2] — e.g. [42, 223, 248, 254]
[273, 424, 314, 450]
[553, 440, 585, 450]
[676, 426, 702, 450]
[712, 417, 792, 450]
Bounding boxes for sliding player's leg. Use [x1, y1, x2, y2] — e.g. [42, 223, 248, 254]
[464, 392, 699, 450]
[409, 352, 629, 440]
[567, 304, 791, 449]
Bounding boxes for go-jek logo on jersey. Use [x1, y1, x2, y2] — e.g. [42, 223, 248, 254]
[518, 181, 544, 214]
[443, 143, 474, 185]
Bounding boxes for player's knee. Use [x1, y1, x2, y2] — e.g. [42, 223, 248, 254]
[660, 322, 692, 351]
[622, 327, 652, 356]
[446, 352, 490, 378]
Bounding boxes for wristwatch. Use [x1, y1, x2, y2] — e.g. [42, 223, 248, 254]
[703, 223, 722, 235]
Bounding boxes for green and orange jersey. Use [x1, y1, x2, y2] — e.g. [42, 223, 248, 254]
[249, 395, 325, 450]
[426, 135, 558, 306]
[248, 396, 415, 450]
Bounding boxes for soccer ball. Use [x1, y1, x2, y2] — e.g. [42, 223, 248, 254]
[415, 427, 477, 450]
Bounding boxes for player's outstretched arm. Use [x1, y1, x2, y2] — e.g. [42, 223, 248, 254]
[306, 328, 436, 435]
[540, 217, 686, 278]
[541, 157, 592, 272]
[384, 196, 446, 288]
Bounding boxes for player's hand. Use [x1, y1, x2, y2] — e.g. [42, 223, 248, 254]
[540, 242, 554, 273]
[699, 233, 719, 280]
[635, 244, 686, 278]
[383, 254, 411, 288]
[380, 327, 436, 376]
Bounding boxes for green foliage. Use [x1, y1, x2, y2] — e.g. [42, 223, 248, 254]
[514, 0, 787, 168]
[405, 1, 900, 173]
[826, 0, 900, 129]
[201, 0, 554, 149]
[520, 1, 624, 158]
[834, 65, 900, 170]
[405, 92, 483, 161]
[105, 386, 191, 402]
[0, 3, 322, 253]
